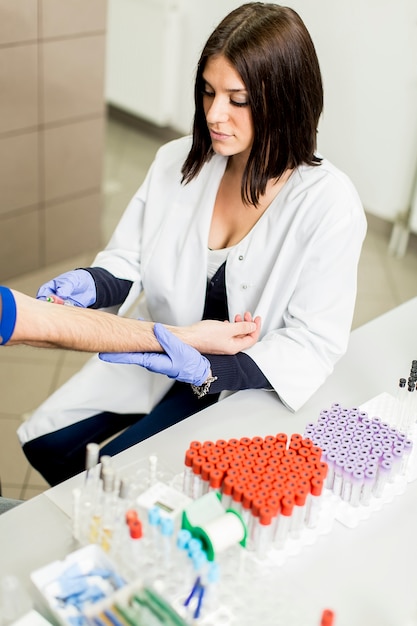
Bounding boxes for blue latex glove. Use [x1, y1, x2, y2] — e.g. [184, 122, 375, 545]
[36, 269, 96, 307]
[99, 323, 211, 386]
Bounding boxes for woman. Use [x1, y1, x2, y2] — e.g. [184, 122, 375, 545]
[19, 3, 366, 485]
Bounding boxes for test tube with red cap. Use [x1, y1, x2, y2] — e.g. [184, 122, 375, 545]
[183, 448, 197, 497]
[274, 495, 294, 547]
[306, 477, 324, 528]
[191, 455, 205, 499]
[290, 485, 309, 539]
[254, 505, 277, 559]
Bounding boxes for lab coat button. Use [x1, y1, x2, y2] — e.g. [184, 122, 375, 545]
[241, 284, 248, 289]
[238, 255, 244, 261]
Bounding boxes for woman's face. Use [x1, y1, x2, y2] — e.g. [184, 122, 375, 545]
[202, 55, 254, 162]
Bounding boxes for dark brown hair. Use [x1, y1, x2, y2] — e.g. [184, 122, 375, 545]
[181, 2, 323, 206]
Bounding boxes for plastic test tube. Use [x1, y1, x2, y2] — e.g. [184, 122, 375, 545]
[274, 496, 294, 547]
[255, 506, 276, 559]
[183, 448, 196, 497]
[305, 478, 323, 529]
[349, 469, 364, 507]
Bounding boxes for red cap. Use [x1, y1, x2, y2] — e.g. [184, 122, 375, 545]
[301, 438, 313, 448]
[225, 468, 240, 480]
[232, 482, 245, 503]
[227, 438, 239, 447]
[202, 440, 214, 449]
[261, 444, 274, 453]
[311, 477, 324, 496]
[201, 462, 214, 482]
[242, 489, 255, 510]
[239, 437, 252, 446]
[290, 433, 302, 444]
[280, 496, 294, 516]
[266, 496, 280, 513]
[289, 440, 301, 451]
[259, 506, 275, 526]
[287, 471, 299, 483]
[251, 496, 265, 517]
[283, 449, 296, 459]
[221, 454, 233, 464]
[216, 461, 229, 472]
[207, 454, 221, 465]
[125, 509, 138, 524]
[248, 443, 261, 453]
[297, 447, 310, 459]
[209, 468, 223, 490]
[189, 440, 201, 450]
[215, 439, 228, 449]
[251, 436, 264, 445]
[294, 487, 308, 506]
[222, 475, 235, 496]
[315, 462, 329, 479]
[198, 446, 212, 458]
[264, 435, 276, 444]
[192, 455, 205, 475]
[184, 448, 197, 468]
[129, 519, 143, 539]
[276, 433, 288, 445]
[320, 609, 335, 626]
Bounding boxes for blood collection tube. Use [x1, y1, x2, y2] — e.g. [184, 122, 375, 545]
[349, 468, 364, 507]
[290, 486, 308, 539]
[274, 496, 294, 547]
[373, 458, 392, 497]
[241, 489, 255, 527]
[341, 462, 354, 502]
[183, 448, 197, 497]
[191, 455, 205, 499]
[201, 462, 214, 495]
[230, 482, 245, 514]
[208, 468, 223, 494]
[400, 438, 413, 474]
[332, 456, 344, 497]
[221, 475, 235, 510]
[255, 506, 276, 559]
[248, 496, 264, 549]
[305, 478, 323, 529]
[360, 466, 376, 505]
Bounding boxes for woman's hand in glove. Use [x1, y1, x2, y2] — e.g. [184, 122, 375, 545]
[36, 269, 96, 307]
[99, 322, 211, 386]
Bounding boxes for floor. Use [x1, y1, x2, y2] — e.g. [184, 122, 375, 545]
[1, 114, 417, 500]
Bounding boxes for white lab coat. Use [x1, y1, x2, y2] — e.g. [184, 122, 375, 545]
[18, 136, 367, 445]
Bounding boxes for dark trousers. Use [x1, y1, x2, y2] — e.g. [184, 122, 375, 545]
[22, 382, 219, 486]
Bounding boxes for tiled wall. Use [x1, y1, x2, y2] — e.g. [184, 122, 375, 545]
[0, 0, 107, 281]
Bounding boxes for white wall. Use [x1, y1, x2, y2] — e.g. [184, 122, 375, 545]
[106, 0, 417, 225]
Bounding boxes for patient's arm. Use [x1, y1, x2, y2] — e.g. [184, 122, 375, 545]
[3, 288, 260, 355]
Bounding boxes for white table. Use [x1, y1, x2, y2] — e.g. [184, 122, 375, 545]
[1, 298, 417, 626]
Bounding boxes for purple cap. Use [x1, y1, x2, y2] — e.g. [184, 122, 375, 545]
[364, 467, 377, 480]
[382, 451, 394, 463]
[352, 468, 364, 482]
[354, 461, 366, 471]
[379, 459, 392, 472]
